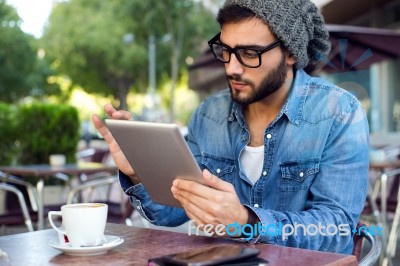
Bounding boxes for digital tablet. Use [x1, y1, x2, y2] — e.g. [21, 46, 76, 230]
[105, 119, 203, 208]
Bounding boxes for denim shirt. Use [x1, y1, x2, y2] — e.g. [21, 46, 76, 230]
[119, 69, 369, 254]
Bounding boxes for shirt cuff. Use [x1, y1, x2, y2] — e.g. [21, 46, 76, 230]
[243, 205, 279, 244]
[118, 170, 155, 222]
[118, 170, 147, 198]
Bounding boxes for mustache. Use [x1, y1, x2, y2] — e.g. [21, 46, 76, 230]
[226, 74, 250, 84]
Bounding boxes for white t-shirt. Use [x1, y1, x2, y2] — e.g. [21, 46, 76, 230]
[240, 145, 264, 185]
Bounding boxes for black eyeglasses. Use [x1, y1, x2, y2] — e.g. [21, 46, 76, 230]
[208, 33, 282, 68]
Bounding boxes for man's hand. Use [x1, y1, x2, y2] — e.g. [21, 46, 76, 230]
[91, 103, 139, 183]
[171, 169, 248, 231]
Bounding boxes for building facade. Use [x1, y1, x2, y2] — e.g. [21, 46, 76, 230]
[320, 0, 400, 145]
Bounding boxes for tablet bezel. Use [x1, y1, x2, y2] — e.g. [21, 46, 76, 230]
[105, 119, 203, 208]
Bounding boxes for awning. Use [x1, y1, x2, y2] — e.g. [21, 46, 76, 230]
[188, 24, 400, 92]
[307, 24, 400, 74]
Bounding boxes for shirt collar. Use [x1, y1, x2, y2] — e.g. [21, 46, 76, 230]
[281, 69, 310, 126]
[230, 102, 246, 128]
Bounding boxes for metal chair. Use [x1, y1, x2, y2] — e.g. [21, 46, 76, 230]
[75, 147, 114, 183]
[353, 222, 382, 266]
[0, 170, 71, 233]
[0, 183, 34, 233]
[379, 169, 400, 261]
[0, 171, 38, 212]
[364, 167, 400, 266]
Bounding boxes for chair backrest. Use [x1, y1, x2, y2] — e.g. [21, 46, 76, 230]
[352, 222, 364, 261]
[76, 147, 110, 164]
[352, 222, 382, 266]
[0, 171, 38, 212]
[387, 173, 399, 211]
[0, 183, 34, 232]
[66, 175, 119, 204]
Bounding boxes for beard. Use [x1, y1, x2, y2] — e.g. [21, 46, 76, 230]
[227, 53, 287, 105]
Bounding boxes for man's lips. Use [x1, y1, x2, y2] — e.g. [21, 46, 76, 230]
[230, 80, 248, 90]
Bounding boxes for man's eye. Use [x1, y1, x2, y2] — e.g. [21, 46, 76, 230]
[240, 49, 258, 59]
[221, 47, 229, 52]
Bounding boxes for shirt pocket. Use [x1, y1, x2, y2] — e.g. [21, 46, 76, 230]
[278, 159, 320, 209]
[202, 153, 235, 183]
[280, 159, 320, 184]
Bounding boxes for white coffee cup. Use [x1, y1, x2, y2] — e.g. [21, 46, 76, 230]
[49, 154, 66, 167]
[48, 203, 108, 247]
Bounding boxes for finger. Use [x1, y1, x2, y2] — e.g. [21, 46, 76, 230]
[172, 184, 220, 224]
[104, 103, 132, 120]
[91, 114, 128, 165]
[171, 187, 207, 225]
[91, 114, 114, 144]
[202, 169, 234, 193]
[104, 103, 117, 117]
[185, 206, 207, 226]
[173, 179, 212, 200]
[181, 200, 212, 228]
[172, 185, 209, 210]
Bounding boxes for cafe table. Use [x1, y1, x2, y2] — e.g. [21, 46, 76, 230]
[0, 223, 358, 266]
[0, 162, 118, 230]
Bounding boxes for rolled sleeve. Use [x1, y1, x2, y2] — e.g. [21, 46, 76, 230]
[118, 170, 188, 226]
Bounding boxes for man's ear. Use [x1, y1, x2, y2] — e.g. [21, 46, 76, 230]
[286, 53, 296, 66]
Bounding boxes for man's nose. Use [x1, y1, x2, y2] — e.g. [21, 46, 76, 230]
[225, 53, 244, 76]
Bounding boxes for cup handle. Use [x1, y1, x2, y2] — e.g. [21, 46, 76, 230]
[48, 211, 66, 235]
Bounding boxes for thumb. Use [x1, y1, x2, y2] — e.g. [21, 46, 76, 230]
[202, 169, 232, 192]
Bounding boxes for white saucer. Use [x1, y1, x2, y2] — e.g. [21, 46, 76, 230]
[48, 235, 124, 256]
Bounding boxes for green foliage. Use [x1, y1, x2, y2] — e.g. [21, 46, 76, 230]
[0, 102, 18, 164]
[0, 3, 35, 102]
[0, 1, 61, 103]
[43, 0, 148, 110]
[42, 0, 219, 110]
[16, 103, 81, 165]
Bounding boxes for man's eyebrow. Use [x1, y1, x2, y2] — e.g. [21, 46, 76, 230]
[219, 39, 265, 50]
[235, 44, 265, 50]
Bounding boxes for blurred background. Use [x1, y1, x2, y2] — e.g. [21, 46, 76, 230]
[1, 0, 400, 264]
[1, 0, 400, 152]
[1, 0, 222, 147]
[1, 0, 400, 149]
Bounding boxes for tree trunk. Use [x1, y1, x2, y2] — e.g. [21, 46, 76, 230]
[169, 21, 185, 122]
[117, 77, 130, 110]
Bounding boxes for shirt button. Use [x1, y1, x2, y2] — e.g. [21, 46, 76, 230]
[254, 204, 259, 208]
[216, 168, 221, 174]
[266, 134, 272, 139]
[299, 172, 304, 177]
[262, 171, 267, 176]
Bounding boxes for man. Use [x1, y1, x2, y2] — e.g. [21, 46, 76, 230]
[92, 0, 369, 254]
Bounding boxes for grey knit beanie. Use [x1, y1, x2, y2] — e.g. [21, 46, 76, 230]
[222, 0, 331, 69]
